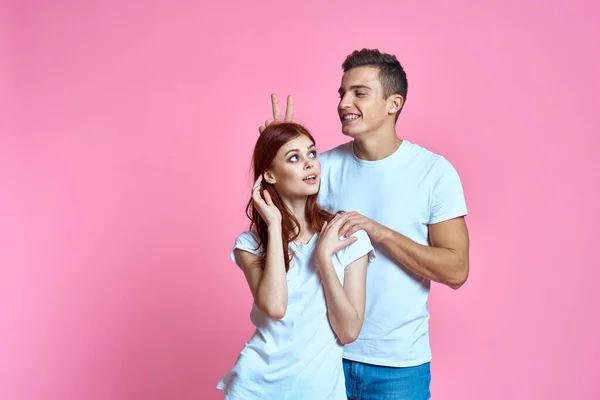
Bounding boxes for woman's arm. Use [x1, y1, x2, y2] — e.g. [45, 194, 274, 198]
[316, 253, 368, 344]
[235, 225, 288, 319]
[315, 213, 369, 344]
[235, 175, 288, 319]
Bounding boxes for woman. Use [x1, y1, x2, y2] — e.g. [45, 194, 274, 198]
[217, 122, 375, 399]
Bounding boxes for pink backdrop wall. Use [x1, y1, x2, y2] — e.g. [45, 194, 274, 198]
[2, 0, 599, 399]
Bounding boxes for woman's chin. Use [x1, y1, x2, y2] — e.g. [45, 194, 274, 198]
[287, 188, 319, 199]
[305, 186, 320, 197]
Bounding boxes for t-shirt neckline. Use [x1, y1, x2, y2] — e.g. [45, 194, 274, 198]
[350, 139, 411, 167]
[292, 232, 318, 249]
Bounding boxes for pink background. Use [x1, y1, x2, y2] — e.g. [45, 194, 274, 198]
[1, 0, 599, 399]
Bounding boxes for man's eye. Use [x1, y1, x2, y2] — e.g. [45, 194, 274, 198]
[356, 92, 366, 97]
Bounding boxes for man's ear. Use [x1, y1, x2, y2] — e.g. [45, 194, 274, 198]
[388, 94, 404, 115]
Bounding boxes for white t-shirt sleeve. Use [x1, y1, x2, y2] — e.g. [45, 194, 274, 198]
[230, 231, 262, 268]
[338, 229, 376, 269]
[428, 157, 468, 224]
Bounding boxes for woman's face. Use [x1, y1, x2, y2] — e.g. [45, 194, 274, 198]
[264, 134, 321, 200]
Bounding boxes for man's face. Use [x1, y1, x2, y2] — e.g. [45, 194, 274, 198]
[337, 66, 392, 138]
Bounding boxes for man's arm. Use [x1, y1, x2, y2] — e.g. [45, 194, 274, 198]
[380, 217, 469, 289]
[338, 213, 469, 289]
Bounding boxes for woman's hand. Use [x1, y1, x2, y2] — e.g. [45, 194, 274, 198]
[252, 175, 282, 228]
[315, 213, 357, 264]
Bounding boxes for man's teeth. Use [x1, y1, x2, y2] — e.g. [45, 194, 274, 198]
[343, 115, 360, 120]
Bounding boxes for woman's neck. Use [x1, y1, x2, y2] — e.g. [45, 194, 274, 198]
[281, 196, 313, 243]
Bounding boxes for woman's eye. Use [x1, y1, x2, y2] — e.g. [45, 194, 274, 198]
[309, 151, 316, 158]
[289, 155, 298, 162]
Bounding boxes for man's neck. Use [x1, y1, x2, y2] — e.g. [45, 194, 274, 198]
[352, 128, 402, 161]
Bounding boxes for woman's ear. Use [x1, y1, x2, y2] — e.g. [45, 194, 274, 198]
[263, 170, 276, 184]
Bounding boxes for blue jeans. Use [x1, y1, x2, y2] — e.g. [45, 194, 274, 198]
[343, 359, 431, 400]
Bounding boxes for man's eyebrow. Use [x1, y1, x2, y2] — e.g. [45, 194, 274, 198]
[338, 85, 372, 94]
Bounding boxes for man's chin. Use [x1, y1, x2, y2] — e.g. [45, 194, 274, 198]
[341, 126, 363, 138]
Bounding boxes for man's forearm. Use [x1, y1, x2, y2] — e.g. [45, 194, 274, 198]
[380, 228, 468, 289]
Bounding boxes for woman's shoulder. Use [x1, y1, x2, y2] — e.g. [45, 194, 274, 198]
[336, 229, 376, 268]
[232, 230, 263, 256]
[234, 229, 260, 245]
[230, 230, 263, 268]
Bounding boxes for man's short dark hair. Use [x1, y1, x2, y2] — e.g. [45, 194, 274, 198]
[342, 48, 408, 121]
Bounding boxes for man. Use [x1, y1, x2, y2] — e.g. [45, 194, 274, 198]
[260, 48, 469, 399]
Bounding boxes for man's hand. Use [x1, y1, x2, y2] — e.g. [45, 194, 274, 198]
[258, 93, 294, 133]
[337, 211, 390, 244]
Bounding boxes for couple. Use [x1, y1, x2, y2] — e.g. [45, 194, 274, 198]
[217, 49, 470, 399]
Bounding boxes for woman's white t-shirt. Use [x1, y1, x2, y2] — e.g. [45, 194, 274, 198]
[217, 229, 375, 400]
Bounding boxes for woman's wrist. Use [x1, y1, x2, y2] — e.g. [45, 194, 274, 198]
[267, 222, 282, 235]
[316, 251, 333, 267]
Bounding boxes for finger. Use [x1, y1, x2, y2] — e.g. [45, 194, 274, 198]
[253, 175, 263, 190]
[338, 214, 360, 222]
[265, 120, 273, 128]
[253, 187, 268, 205]
[263, 190, 274, 206]
[271, 93, 281, 121]
[338, 213, 362, 233]
[320, 221, 328, 233]
[323, 215, 350, 239]
[329, 212, 354, 229]
[339, 235, 358, 249]
[284, 95, 294, 122]
[325, 213, 345, 230]
[252, 182, 264, 198]
[252, 183, 264, 198]
[338, 215, 363, 235]
[259, 125, 265, 133]
[340, 223, 363, 239]
[253, 196, 266, 208]
[343, 224, 362, 238]
[330, 235, 358, 255]
[252, 189, 266, 205]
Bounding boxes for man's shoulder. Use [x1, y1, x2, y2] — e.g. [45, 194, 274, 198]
[404, 141, 464, 187]
[404, 140, 451, 170]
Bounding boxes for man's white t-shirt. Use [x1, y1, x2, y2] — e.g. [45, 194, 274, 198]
[317, 139, 468, 368]
[217, 229, 375, 399]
